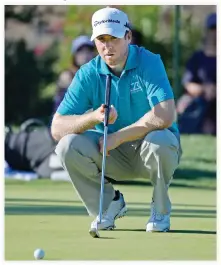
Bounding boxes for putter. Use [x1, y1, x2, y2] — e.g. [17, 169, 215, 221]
[89, 74, 112, 238]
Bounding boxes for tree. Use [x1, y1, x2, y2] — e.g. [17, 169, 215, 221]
[5, 6, 58, 125]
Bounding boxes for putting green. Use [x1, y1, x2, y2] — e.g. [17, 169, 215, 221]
[5, 179, 216, 260]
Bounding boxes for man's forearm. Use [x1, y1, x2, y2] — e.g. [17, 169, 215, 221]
[51, 111, 98, 141]
[115, 107, 173, 144]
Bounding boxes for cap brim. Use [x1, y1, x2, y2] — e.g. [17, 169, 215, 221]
[90, 27, 126, 41]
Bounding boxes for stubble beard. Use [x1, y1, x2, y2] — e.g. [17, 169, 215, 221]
[107, 47, 129, 71]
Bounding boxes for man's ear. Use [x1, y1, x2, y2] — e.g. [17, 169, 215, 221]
[127, 30, 132, 44]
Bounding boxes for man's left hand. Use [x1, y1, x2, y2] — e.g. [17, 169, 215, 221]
[99, 133, 121, 156]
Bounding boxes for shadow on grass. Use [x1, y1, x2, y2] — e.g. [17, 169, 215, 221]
[4, 169, 216, 190]
[128, 202, 216, 208]
[169, 229, 216, 234]
[181, 157, 216, 164]
[5, 198, 80, 204]
[97, 237, 116, 239]
[114, 229, 216, 235]
[5, 198, 216, 208]
[4, 203, 216, 218]
[115, 181, 215, 190]
[105, 168, 216, 189]
[174, 168, 216, 180]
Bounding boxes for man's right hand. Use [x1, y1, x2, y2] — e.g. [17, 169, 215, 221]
[93, 104, 118, 124]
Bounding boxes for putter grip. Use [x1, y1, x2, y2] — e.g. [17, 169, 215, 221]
[104, 74, 111, 127]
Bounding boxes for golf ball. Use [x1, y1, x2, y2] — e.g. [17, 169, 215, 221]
[34, 248, 45, 260]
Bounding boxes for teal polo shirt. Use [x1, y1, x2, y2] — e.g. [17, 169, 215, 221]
[57, 45, 180, 140]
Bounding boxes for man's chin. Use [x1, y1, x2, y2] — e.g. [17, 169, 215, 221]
[104, 59, 117, 67]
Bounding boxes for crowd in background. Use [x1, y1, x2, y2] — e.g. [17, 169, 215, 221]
[53, 12, 216, 136]
[177, 13, 216, 135]
[4, 6, 216, 180]
[4, 6, 217, 136]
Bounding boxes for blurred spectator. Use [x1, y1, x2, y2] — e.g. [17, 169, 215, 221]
[177, 13, 216, 135]
[53, 35, 96, 112]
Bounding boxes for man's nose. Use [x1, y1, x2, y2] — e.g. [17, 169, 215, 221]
[104, 41, 112, 49]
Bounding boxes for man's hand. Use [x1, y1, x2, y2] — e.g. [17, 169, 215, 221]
[93, 104, 118, 124]
[99, 133, 121, 156]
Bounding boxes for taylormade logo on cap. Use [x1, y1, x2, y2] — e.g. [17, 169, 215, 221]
[91, 7, 130, 41]
[94, 19, 120, 27]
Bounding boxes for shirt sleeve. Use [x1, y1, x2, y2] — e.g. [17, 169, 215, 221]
[56, 68, 93, 115]
[145, 54, 174, 108]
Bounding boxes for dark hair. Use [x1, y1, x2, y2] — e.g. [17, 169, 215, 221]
[124, 31, 130, 38]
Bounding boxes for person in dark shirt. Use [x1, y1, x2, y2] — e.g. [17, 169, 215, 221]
[54, 35, 96, 112]
[177, 13, 216, 135]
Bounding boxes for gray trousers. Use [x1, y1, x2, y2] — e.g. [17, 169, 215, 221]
[55, 129, 180, 217]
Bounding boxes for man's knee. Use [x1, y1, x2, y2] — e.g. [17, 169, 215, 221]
[142, 130, 179, 178]
[143, 130, 179, 157]
[55, 132, 100, 162]
[55, 134, 78, 161]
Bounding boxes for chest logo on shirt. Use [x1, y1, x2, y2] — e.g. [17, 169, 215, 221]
[130, 76, 143, 94]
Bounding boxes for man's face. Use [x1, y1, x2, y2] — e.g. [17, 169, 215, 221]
[94, 32, 132, 68]
[74, 46, 96, 67]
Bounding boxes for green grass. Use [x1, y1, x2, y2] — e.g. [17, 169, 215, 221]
[5, 181, 216, 260]
[174, 135, 216, 188]
[5, 135, 217, 260]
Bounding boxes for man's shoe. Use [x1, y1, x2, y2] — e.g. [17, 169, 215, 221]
[146, 202, 170, 232]
[90, 190, 127, 230]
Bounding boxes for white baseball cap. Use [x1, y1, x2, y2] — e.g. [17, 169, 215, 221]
[91, 7, 130, 41]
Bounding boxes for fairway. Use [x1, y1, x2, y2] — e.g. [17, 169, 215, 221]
[5, 179, 216, 260]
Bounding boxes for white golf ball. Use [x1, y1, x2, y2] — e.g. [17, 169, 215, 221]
[34, 248, 45, 260]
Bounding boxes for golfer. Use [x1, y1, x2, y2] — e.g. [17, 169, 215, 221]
[51, 7, 181, 232]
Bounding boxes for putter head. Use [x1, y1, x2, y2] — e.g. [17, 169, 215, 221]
[89, 228, 100, 238]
